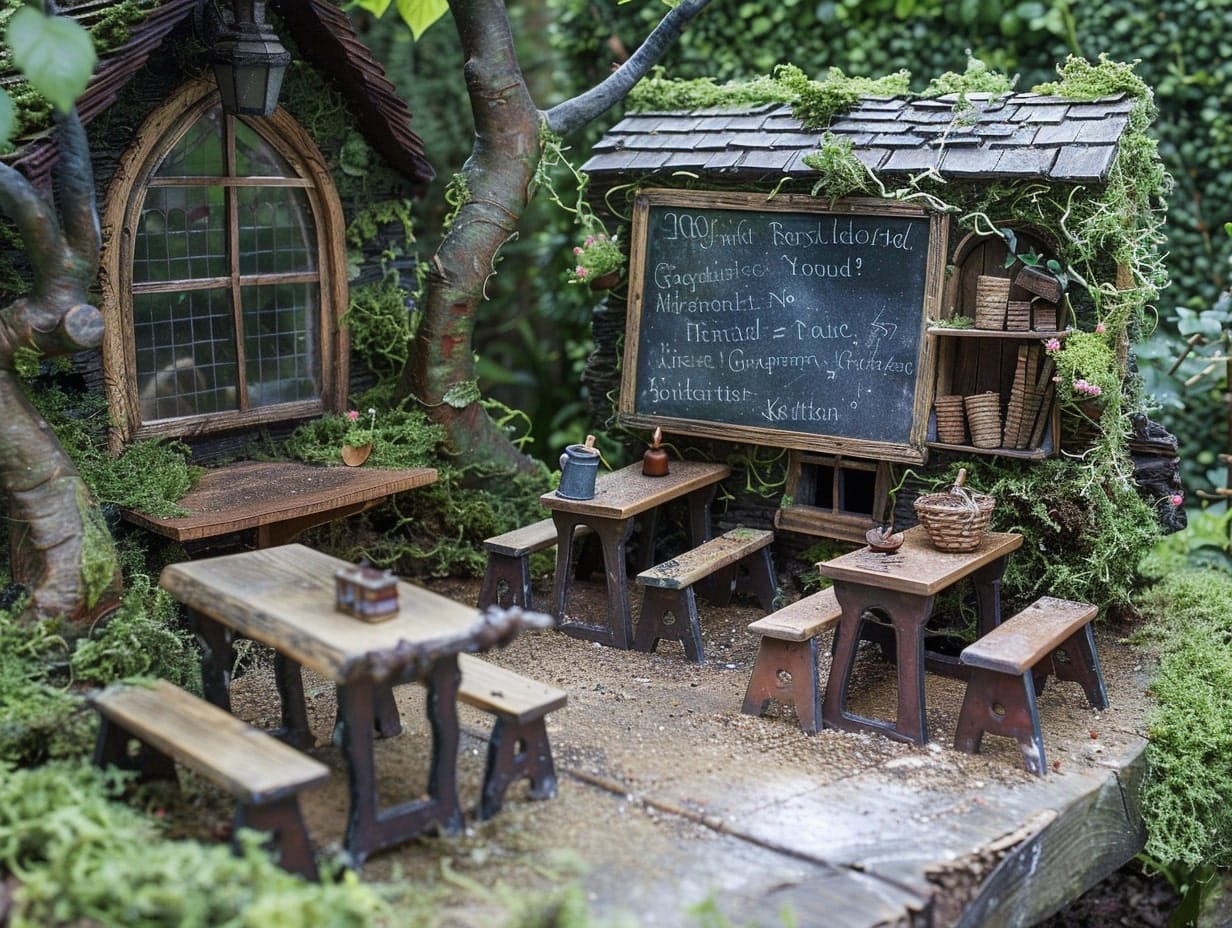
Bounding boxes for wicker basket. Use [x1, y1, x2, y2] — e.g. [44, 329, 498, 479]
[913, 469, 995, 552]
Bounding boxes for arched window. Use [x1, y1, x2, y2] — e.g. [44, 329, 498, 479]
[101, 79, 347, 446]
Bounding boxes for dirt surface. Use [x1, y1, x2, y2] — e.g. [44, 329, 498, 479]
[214, 573, 1168, 927]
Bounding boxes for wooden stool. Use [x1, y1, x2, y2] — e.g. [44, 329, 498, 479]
[954, 596, 1107, 775]
[90, 679, 329, 879]
[479, 520, 592, 610]
[458, 654, 567, 820]
[634, 528, 776, 663]
[741, 587, 842, 733]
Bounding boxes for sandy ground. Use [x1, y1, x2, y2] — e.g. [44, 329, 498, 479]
[211, 572, 1158, 928]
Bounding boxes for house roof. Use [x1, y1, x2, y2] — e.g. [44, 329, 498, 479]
[7, 0, 433, 194]
[581, 92, 1135, 185]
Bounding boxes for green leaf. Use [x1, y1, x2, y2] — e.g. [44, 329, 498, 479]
[7, 7, 96, 113]
[0, 88, 14, 149]
[352, 0, 393, 13]
[396, 0, 449, 40]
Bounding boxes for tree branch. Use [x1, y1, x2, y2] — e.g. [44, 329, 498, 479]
[543, 0, 713, 137]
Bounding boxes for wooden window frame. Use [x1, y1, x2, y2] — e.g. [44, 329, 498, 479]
[775, 452, 889, 542]
[100, 78, 348, 450]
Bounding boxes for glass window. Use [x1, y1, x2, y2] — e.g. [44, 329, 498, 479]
[128, 101, 332, 428]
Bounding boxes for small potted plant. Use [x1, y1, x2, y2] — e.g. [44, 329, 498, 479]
[341, 407, 377, 466]
[568, 231, 624, 290]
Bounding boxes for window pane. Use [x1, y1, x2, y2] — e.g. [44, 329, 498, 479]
[241, 283, 320, 406]
[155, 106, 224, 177]
[134, 289, 238, 420]
[237, 187, 317, 276]
[135, 186, 228, 282]
[235, 120, 293, 176]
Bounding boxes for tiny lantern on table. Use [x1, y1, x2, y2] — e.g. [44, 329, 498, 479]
[334, 564, 400, 622]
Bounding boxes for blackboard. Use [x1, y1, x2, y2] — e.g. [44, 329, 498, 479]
[619, 190, 948, 463]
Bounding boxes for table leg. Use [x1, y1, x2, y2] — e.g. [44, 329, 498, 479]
[272, 654, 315, 750]
[821, 584, 935, 745]
[684, 484, 719, 601]
[552, 512, 636, 649]
[189, 609, 233, 712]
[336, 660, 464, 866]
[971, 555, 1009, 636]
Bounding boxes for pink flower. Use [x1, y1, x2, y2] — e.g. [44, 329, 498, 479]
[1072, 379, 1102, 397]
[575, 266, 588, 278]
[573, 246, 583, 255]
[1170, 493, 1184, 507]
[1095, 322, 1106, 334]
[1044, 338, 1061, 353]
[346, 409, 360, 421]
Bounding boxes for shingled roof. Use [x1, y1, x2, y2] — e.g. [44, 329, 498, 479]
[582, 92, 1135, 185]
[7, 0, 433, 194]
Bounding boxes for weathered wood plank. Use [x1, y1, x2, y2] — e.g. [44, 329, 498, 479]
[458, 653, 568, 724]
[748, 586, 841, 642]
[961, 597, 1098, 675]
[91, 679, 329, 802]
[121, 460, 437, 543]
[637, 528, 774, 589]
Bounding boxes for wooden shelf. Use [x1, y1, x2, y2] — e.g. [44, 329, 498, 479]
[927, 327, 1071, 339]
[926, 440, 1051, 461]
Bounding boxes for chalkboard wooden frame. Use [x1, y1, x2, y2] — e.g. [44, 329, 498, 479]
[619, 189, 949, 463]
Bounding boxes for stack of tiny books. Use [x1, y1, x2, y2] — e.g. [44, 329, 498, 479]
[1002, 343, 1056, 450]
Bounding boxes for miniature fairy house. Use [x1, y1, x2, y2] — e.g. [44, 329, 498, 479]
[580, 83, 1184, 547]
[2, 0, 433, 460]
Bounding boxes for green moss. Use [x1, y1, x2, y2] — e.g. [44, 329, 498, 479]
[0, 761, 397, 927]
[1136, 569, 1232, 870]
[625, 66, 793, 111]
[923, 57, 1014, 98]
[76, 482, 117, 610]
[801, 133, 874, 202]
[341, 276, 415, 381]
[776, 64, 912, 130]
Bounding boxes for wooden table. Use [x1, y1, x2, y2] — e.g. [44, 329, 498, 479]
[123, 460, 438, 548]
[160, 543, 548, 864]
[818, 525, 1023, 745]
[539, 460, 731, 649]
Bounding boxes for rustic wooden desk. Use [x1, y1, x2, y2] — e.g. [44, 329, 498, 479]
[123, 460, 438, 548]
[818, 525, 1023, 745]
[160, 543, 547, 864]
[539, 460, 731, 649]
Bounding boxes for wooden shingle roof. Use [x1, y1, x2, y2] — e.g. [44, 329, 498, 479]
[582, 92, 1135, 185]
[7, 0, 433, 194]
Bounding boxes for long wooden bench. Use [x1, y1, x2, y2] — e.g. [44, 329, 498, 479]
[457, 654, 568, 820]
[478, 519, 592, 610]
[633, 527, 776, 663]
[741, 586, 842, 733]
[953, 596, 1108, 775]
[90, 679, 329, 879]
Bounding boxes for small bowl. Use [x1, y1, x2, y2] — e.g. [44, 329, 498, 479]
[865, 527, 904, 553]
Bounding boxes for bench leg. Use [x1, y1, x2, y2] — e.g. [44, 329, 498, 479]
[1047, 625, 1109, 710]
[479, 552, 533, 610]
[741, 637, 821, 733]
[476, 715, 558, 821]
[634, 586, 704, 663]
[94, 717, 178, 783]
[273, 655, 316, 750]
[238, 797, 318, 881]
[734, 548, 777, 612]
[954, 667, 1047, 776]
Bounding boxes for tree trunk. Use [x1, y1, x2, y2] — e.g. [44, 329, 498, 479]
[396, 0, 714, 474]
[0, 110, 119, 629]
[398, 0, 544, 473]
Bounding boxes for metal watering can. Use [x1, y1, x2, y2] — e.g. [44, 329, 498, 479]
[558, 434, 600, 500]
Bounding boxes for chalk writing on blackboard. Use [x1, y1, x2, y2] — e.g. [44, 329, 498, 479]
[619, 190, 948, 463]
